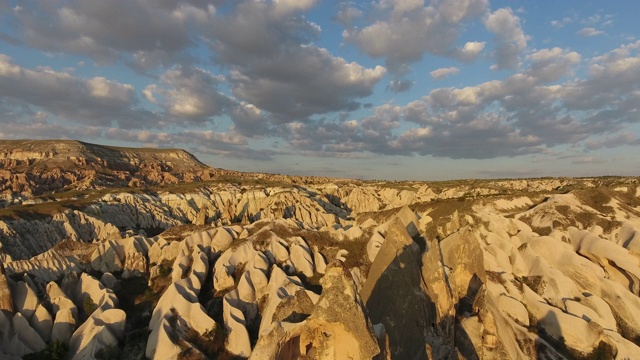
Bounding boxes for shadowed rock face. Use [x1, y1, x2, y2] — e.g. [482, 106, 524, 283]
[0, 141, 639, 359]
[361, 219, 433, 359]
[0, 263, 13, 312]
[252, 261, 380, 360]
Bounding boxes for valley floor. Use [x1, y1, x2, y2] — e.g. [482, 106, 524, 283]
[1, 177, 639, 359]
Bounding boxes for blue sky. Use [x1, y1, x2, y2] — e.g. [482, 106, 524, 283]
[1, 0, 639, 180]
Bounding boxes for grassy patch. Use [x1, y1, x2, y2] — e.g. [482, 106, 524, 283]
[573, 189, 614, 215]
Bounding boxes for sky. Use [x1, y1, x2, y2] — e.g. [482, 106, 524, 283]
[1, 0, 639, 180]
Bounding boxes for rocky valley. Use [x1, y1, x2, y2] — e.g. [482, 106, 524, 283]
[0, 141, 639, 359]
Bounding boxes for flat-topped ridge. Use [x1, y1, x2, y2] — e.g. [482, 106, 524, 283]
[0, 139, 217, 198]
[0, 139, 205, 167]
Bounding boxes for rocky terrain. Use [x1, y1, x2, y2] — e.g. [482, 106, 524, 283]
[0, 141, 639, 359]
[0, 140, 222, 203]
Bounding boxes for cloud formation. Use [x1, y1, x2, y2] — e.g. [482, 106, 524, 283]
[0, 54, 155, 128]
[279, 41, 640, 160]
[144, 65, 232, 123]
[578, 27, 605, 37]
[342, 0, 489, 74]
[483, 7, 527, 70]
[13, 0, 214, 69]
[0, 1, 639, 177]
[430, 67, 460, 79]
[207, 1, 385, 122]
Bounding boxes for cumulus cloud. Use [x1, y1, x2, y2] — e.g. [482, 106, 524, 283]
[430, 67, 460, 79]
[343, 0, 488, 74]
[0, 54, 155, 128]
[582, 12, 614, 27]
[103, 128, 275, 160]
[525, 47, 581, 82]
[284, 42, 640, 160]
[280, 104, 404, 156]
[1, 0, 638, 169]
[451, 41, 486, 62]
[335, 5, 363, 27]
[11, 0, 214, 68]
[578, 27, 605, 37]
[229, 102, 271, 137]
[207, 0, 385, 122]
[484, 7, 527, 70]
[143, 65, 232, 123]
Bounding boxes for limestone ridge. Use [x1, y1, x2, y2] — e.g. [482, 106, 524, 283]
[0, 140, 346, 207]
[0, 139, 219, 198]
[0, 139, 206, 167]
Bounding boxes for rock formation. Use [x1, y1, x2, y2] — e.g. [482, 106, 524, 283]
[0, 141, 638, 359]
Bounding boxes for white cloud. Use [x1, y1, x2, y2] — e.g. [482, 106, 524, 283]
[453, 41, 486, 62]
[578, 27, 605, 37]
[229, 102, 271, 137]
[87, 77, 134, 101]
[430, 67, 460, 79]
[101, 127, 276, 160]
[551, 16, 575, 28]
[144, 66, 231, 122]
[343, 0, 488, 73]
[284, 42, 640, 160]
[272, 0, 318, 17]
[2, 1, 639, 168]
[335, 5, 363, 27]
[14, 0, 213, 69]
[525, 47, 581, 82]
[0, 54, 154, 128]
[208, 2, 385, 122]
[572, 156, 606, 164]
[484, 8, 527, 70]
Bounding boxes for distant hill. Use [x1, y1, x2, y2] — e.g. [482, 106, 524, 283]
[0, 139, 224, 198]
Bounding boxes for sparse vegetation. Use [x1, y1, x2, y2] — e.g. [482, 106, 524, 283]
[521, 276, 546, 295]
[157, 260, 173, 278]
[181, 327, 226, 358]
[83, 296, 98, 317]
[23, 340, 69, 360]
[95, 344, 122, 360]
[486, 271, 507, 286]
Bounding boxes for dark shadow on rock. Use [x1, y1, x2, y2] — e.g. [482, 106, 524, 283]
[361, 218, 470, 359]
[534, 310, 617, 359]
[454, 319, 480, 360]
[360, 215, 487, 359]
[361, 219, 429, 359]
[324, 193, 352, 216]
[534, 310, 570, 359]
[457, 273, 483, 317]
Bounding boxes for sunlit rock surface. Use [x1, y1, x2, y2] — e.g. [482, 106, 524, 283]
[0, 143, 639, 359]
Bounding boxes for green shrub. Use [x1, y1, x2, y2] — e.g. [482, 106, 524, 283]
[83, 296, 98, 316]
[23, 339, 69, 360]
